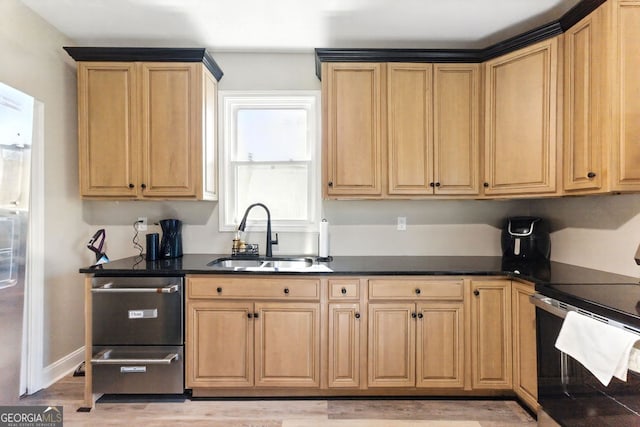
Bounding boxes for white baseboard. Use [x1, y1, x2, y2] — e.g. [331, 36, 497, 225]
[38, 346, 84, 392]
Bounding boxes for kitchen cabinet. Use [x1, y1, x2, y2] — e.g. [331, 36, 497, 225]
[185, 276, 320, 389]
[564, 0, 640, 193]
[367, 278, 465, 388]
[387, 63, 480, 196]
[512, 280, 538, 410]
[77, 61, 218, 200]
[327, 279, 363, 388]
[483, 37, 560, 196]
[322, 62, 385, 197]
[470, 279, 512, 389]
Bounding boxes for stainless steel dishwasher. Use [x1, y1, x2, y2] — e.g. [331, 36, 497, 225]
[91, 276, 184, 394]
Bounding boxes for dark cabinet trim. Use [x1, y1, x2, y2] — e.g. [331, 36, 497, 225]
[315, 0, 606, 79]
[63, 47, 224, 81]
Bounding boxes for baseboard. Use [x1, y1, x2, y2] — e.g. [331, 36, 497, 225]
[39, 346, 84, 391]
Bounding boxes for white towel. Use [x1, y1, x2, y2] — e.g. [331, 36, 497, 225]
[555, 311, 640, 386]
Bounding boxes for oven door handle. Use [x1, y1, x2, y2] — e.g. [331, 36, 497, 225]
[91, 350, 179, 365]
[91, 284, 179, 294]
[530, 294, 568, 319]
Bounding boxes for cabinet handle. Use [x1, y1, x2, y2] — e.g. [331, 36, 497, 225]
[141, 183, 147, 189]
[418, 313, 424, 319]
[328, 181, 333, 187]
[435, 182, 441, 187]
[216, 287, 222, 293]
[587, 172, 596, 179]
[341, 287, 347, 294]
[128, 183, 134, 189]
[429, 182, 435, 187]
[254, 312, 259, 319]
[247, 313, 253, 319]
[483, 182, 489, 188]
[284, 288, 290, 294]
[355, 312, 361, 319]
[411, 312, 417, 319]
[473, 289, 480, 296]
[415, 288, 421, 295]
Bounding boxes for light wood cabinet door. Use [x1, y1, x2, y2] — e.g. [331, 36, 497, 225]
[328, 303, 361, 388]
[484, 38, 559, 195]
[416, 302, 465, 388]
[140, 63, 200, 198]
[564, 8, 606, 192]
[612, 1, 640, 191]
[323, 62, 384, 197]
[254, 302, 320, 387]
[185, 301, 254, 388]
[433, 64, 481, 195]
[77, 62, 139, 197]
[512, 281, 538, 411]
[368, 303, 415, 387]
[470, 280, 512, 389]
[387, 63, 433, 195]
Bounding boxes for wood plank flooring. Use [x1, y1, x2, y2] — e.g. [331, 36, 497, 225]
[21, 375, 536, 426]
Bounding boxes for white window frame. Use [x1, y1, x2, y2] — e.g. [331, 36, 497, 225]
[219, 90, 321, 233]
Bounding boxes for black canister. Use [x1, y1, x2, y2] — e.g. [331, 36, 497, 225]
[159, 219, 183, 259]
[145, 233, 159, 261]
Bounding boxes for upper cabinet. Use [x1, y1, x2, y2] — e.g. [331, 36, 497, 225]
[322, 62, 480, 199]
[483, 37, 560, 196]
[564, 0, 640, 194]
[68, 48, 222, 200]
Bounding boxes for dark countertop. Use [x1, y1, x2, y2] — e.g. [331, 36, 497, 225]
[80, 254, 640, 327]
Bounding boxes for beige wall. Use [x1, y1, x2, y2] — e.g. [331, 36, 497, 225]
[1, 0, 86, 367]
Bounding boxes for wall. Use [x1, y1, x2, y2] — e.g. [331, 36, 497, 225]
[0, 0, 85, 371]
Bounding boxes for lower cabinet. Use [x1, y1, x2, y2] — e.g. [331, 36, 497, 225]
[470, 279, 512, 389]
[185, 276, 321, 389]
[512, 281, 538, 410]
[328, 303, 362, 388]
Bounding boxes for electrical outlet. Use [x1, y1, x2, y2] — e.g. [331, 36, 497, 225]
[137, 217, 148, 232]
[397, 216, 407, 231]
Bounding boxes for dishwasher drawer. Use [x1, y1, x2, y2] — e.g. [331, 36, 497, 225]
[92, 346, 184, 394]
[92, 276, 183, 345]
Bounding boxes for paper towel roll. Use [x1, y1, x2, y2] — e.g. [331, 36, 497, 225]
[319, 219, 329, 258]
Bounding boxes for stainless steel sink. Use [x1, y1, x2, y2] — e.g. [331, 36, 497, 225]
[207, 257, 330, 272]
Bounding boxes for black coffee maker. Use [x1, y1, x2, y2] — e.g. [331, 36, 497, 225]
[159, 219, 183, 259]
[501, 216, 550, 261]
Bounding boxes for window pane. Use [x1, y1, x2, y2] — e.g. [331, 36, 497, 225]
[235, 164, 309, 222]
[236, 109, 308, 161]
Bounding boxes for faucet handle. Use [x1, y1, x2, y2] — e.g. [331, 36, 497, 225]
[272, 233, 279, 245]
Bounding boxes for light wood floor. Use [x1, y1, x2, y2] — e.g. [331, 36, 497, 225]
[21, 375, 536, 426]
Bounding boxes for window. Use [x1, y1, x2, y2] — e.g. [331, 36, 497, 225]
[220, 91, 320, 232]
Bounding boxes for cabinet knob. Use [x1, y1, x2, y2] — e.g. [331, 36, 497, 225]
[418, 313, 424, 319]
[254, 312, 259, 319]
[483, 182, 489, 188]
[216, 287, 222, 293]
[341, 287, 347, 294]
[415, 288, 421, 295]
[435, 182, 441, 187]
[411, 312, 417, 319]
[284, 287, 290, 294]
[247, 313, 253, 319]
[141, 183, 147, 189]
[429, 182, 435, 187]
[473, 289, 480, 296]
[587, 172, 597, 179]
[355, 312, 361, 319]
[128, 183, 134, 189]
[328, 181, 333, 187]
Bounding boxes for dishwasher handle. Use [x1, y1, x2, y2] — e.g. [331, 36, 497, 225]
[91, 350, 179, 365]
[92, 284, 180, 294]
[530, 293, 568, 319]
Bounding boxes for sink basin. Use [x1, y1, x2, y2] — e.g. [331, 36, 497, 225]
[207, 257, 330, 272]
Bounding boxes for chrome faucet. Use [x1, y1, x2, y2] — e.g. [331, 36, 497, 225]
[238, 203, 278, 257]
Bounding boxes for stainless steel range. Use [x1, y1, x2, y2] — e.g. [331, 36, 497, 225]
[91, 276, 184, 394]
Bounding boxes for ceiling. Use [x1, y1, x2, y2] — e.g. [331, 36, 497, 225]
[20, 0, 582, 52]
